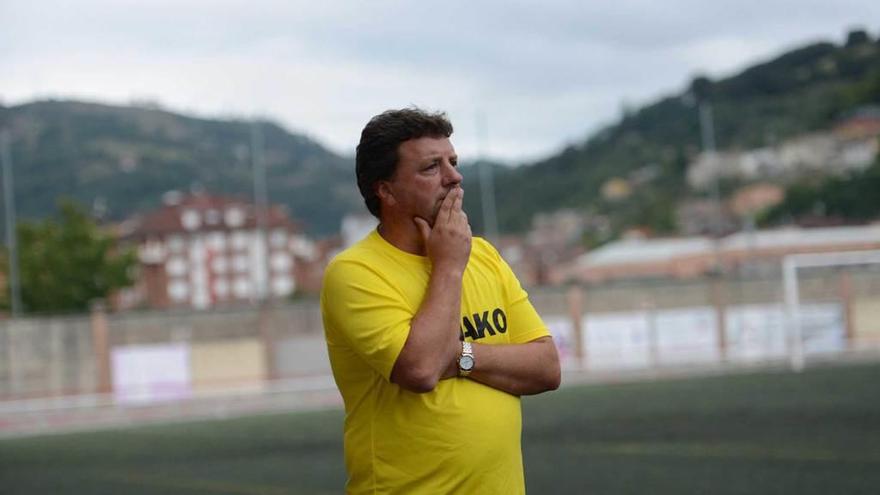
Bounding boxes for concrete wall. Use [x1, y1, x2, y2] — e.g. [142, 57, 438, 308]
[2, 269, 879, 401]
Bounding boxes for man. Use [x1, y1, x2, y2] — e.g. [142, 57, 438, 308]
[321, 107, 560, 494]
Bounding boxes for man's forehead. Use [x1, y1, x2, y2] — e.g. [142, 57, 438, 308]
[400, 136, 456, 158]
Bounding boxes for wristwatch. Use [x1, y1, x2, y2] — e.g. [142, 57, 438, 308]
[458, 341, 475, 377]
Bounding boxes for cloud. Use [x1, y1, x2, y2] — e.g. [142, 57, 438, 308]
[2, 1, 878, 161]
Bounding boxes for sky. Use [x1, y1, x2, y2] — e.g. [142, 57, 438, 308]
[2, 1, 878, 163]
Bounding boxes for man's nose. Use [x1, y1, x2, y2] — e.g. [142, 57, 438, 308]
[443, 161, 463, 186]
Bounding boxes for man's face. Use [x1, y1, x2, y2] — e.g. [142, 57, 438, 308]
[382, 136, 462, 226]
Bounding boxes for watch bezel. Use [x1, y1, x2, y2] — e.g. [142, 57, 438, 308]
[459, 354, 475, 371]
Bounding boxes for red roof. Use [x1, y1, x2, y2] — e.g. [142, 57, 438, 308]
[121, 193, 300, 239]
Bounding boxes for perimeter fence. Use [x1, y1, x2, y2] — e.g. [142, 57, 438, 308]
[2, 264, 879, 436]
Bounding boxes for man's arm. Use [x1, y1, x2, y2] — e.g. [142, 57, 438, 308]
[390, 187, 471, 393]
[467, 336, 561, 396]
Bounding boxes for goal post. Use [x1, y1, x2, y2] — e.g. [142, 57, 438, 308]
[783, 249, 880, 371]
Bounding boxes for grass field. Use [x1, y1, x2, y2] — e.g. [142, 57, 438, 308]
[2, 361, 880, 494]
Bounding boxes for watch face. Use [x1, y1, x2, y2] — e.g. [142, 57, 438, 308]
[460, 355, 475, 371]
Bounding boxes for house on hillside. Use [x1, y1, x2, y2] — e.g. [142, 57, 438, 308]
[687, 111, 880, 190]
[555, 224, 880, 284]
[115, 192, 317, 310]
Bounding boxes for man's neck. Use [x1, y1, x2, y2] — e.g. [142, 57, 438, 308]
[378, 217, 427, 257]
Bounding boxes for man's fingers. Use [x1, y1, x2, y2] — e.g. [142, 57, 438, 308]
[444, 187, 462, 223]
[413, 216, 431, 243]
[438, 188, 457, 216]
[451, 188, 463, 215]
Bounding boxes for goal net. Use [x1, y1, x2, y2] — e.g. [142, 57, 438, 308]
[783, 250, 880, 370]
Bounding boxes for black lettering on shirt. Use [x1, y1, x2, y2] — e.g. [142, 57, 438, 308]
[462, 317, 479, 340]
[493, 308, 507, 333]
[473, 311, 493, 338]
[460, 308, 508, 341]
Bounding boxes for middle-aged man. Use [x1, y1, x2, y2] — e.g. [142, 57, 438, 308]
[321, 107, 561, 494]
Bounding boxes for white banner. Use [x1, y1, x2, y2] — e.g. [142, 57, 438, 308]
[580, 302, 843, 370]
[111, 343, 192, 404]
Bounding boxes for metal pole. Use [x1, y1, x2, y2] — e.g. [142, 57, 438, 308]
[783, 257, 805, 371]
[698, 102, 723, 232]
[251, 121, 270, 301]
[475, 111, 499, 244]
[250, 121, 278, 383]
[1, 129, 22, 316]
[698, 101, 725, 277]
[698, 101, 716, 152]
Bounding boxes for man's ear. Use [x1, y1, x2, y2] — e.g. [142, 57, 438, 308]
[376, 181, 397, 207]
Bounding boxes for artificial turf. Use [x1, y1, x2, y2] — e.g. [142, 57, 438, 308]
[2, 361, 879, 494]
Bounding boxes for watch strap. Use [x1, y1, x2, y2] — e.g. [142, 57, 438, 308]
[458, 341, 475, 376]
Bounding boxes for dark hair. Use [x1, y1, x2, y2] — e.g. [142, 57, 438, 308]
[355, 107, 453, 218]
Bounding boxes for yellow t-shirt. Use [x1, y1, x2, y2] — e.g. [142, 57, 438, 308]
[321, 229, 550, 495]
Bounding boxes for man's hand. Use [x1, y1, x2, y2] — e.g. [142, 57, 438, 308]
[391, 187, 471, 393]
[413, 186, 472, 274]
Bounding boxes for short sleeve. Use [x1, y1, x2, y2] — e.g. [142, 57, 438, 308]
[484, 240, 550, 344]
[321, 258, 413, 381]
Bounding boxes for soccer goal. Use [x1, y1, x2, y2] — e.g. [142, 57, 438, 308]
[783, 249, 880, 371]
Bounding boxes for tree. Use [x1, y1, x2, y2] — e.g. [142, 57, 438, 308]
[845, 29, 871, 47]
[4, 200, 136, 313]
[759, 155, 880, 226]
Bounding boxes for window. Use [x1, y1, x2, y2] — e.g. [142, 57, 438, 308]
[205, 209, 221, 225]
[233, 278, 251, 298]
[207, 231, 226, 251]
[231, 231, 249, 250]
[225, 207, 245, 228]
[272, 276, 294, 296]
[211, 256, 228, 273]
[270, 252, 291, 271]
[270, 229, 287, 248]
[168, 280, 189, 302]
[214, 279, 229, 297]
[181, 209, 201, 230]
[167, 235, 185, 253]
[166, 257, 188, 277]
[233, 254, 250, 273]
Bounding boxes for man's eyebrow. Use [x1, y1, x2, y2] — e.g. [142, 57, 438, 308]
[424, 152, 457, 159]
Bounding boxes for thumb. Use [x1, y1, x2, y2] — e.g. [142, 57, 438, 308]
[413, 217, 431, 243]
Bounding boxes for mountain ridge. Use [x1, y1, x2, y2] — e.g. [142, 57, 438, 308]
[2, 29, 878, 238]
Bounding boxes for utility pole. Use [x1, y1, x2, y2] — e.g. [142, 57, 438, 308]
[699, 100, 722, 223]
[251, 121, 279, 381]
[698, 101, 723, 233]
[1, 129, 22, 317]
[475, 110, 499, 244]
[698, 103, 725, 246]
[251, 121, 270, 301]
[698, 100, 728, 361]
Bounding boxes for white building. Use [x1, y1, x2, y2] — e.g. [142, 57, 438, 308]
[118, 192, 310, 310]
[687, 131, 878, 190]
[557, 224, 880, 284]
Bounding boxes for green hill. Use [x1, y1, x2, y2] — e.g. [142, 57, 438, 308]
[0, 100, 362, 235]
[476, 30, 880, 236]
[2, 30, 879, 238]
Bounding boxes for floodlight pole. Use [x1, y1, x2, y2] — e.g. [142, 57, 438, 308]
[698, 100, 728, 359]
[475, 110, 499, 244]
[1, 129, 22, 317]
[251, 121, 270, 301]
[251, 120, 278, 381]
[699, 101, 723, 238]
[782, 257, 805, 372]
